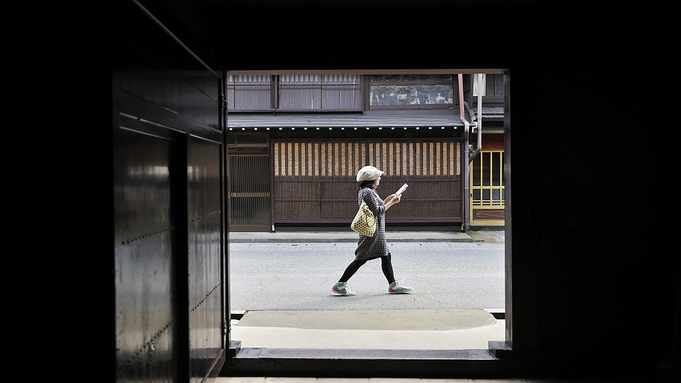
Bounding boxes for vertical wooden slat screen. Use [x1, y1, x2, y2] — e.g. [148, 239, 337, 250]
[366, 142, 460, 177]
[227, 74, 362, 112]
[279, 74, 321, 110]
[322, 74, 362, 110]
[226, 74, 271, 111]
[272, 140, 462, 226]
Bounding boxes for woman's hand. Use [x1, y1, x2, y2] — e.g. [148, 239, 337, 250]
[384, 193, 401, 209]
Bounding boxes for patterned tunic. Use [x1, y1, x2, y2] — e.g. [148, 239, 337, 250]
[354, 186, 390, 260]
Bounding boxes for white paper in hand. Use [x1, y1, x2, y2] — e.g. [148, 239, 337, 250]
[395, 183, 408, 196]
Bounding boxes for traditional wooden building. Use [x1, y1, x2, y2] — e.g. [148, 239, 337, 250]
[226, 73, 505, 231]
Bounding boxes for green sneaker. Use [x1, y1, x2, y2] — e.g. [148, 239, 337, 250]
[332, 282, 356, 296]
[388, 280, 413, 294]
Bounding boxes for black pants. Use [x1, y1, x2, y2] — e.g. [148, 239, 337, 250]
[338, 253, 395, 284]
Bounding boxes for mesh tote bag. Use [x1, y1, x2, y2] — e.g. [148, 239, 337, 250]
[350, 200, 376, 237]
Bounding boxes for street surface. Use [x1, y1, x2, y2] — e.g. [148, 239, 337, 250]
[228, 241, 505, 312]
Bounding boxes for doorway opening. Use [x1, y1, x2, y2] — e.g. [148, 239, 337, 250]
[225, 69, 510, 358]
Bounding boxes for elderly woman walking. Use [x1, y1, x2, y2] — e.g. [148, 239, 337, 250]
[331, 165, 413, 296]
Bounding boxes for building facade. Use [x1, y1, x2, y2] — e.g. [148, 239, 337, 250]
[226, 73, 505, 231]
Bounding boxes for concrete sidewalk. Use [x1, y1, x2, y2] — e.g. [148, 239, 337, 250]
[230, 308, 505, 350]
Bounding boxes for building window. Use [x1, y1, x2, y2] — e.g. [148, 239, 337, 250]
[471, 150, 505, 207]
[369, 75, 454, 110]
[278, 74, 361, 111]
[227, 74, 362, 112]
[227, 74, 273, 111]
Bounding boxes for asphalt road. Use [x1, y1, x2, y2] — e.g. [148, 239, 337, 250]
[228, 241, 505, 312]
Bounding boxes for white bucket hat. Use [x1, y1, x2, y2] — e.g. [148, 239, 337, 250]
[356, 166, 384, 182]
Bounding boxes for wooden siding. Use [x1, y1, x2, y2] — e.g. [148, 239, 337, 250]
[272, 141, 462, 226]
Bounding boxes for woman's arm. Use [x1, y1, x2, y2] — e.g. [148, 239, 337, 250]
[383, 193, 401, 211]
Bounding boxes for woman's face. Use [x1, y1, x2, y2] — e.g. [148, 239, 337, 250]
[373, 176, 381, 187]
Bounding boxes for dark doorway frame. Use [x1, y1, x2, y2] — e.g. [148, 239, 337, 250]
[223, 69, 512, 378]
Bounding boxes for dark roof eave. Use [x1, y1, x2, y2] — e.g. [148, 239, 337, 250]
[226, 113, 471, 129]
